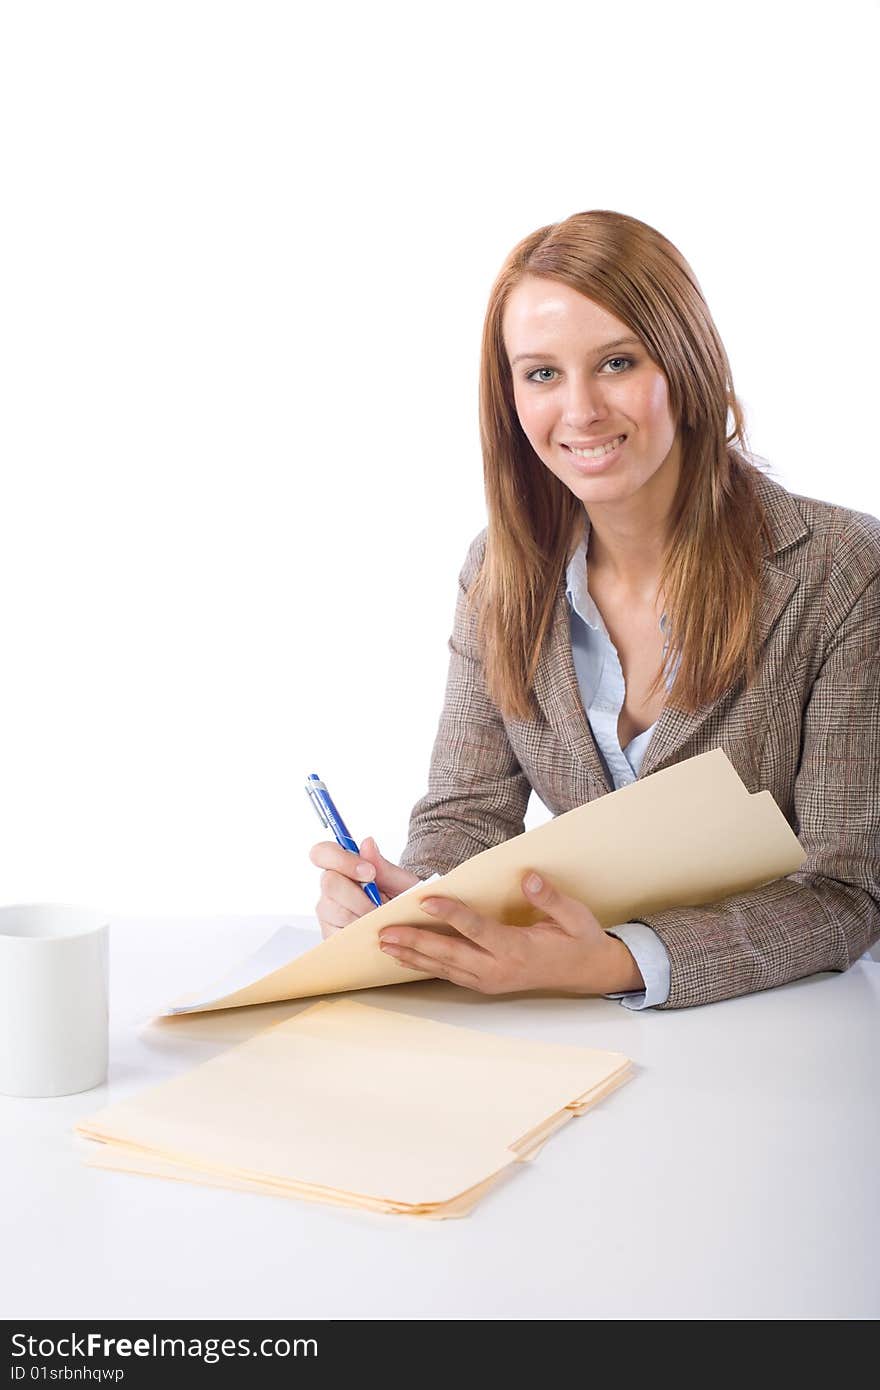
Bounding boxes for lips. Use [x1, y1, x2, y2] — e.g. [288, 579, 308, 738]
[564, 433, 627, 475]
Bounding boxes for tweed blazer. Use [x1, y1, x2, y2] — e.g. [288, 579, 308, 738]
[398, 469, 880, 1009]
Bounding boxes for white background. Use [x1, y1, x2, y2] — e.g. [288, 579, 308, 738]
[1, 0, 877, 917]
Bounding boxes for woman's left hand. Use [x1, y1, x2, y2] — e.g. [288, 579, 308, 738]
[378, 871, 644, 996]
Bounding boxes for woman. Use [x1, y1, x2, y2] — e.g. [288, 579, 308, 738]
[310, 209, 880, 1009]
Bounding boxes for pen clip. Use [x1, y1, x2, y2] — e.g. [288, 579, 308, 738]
[305, 780, 331, 829]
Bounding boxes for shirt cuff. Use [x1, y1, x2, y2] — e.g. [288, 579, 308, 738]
[603, 922, 671, 1010]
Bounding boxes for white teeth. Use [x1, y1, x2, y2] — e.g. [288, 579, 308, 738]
[569, 435, 625, 459]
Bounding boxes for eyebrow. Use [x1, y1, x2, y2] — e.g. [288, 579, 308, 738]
[510, 336, 642, 367]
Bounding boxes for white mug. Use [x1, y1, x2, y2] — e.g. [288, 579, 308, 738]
[0, 904, 109, 1097]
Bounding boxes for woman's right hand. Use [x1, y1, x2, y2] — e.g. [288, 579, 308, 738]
[309, 836, 422, 938]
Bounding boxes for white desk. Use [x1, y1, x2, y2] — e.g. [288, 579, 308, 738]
[2, 915, 878, 1321]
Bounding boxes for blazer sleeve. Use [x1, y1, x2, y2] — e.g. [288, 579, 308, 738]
[398, 531, 532, 879]
[637, 521, 880, 1009]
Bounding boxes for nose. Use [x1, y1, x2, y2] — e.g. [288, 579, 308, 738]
[560, 373, 610, 429]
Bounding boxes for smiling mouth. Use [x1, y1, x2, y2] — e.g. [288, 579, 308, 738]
[562, 434, 627, 459]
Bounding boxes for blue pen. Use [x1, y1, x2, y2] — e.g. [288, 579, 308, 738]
[305, 773, 383, 910]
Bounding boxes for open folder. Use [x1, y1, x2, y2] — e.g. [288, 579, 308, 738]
[165, 748, 805, 1015]
[77, 999, 633, 1218]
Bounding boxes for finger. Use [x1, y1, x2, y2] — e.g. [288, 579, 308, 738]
[309, 840, 377, 885]
[379, 924, 485, 974]
[359, 837, 421, 896]
[380, 941, 481, 988]
[417, 896, 499, 951]
[320, 868, 381, 919]
[520, 871, 596, 936]
[315, 896, 361, 932]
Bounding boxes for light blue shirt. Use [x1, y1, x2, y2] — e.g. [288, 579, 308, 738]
[564, 526, 677, 1010]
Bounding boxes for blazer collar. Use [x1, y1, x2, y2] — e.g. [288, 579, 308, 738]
[532, 469, 810, 790]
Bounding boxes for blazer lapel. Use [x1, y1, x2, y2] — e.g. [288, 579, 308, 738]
[532, 576, 613, 794]
[638, 560, 800, 777]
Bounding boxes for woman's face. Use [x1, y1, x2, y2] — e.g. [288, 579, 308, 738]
[502, 274, 681, 510]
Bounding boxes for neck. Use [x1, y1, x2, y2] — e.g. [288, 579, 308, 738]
[585, 442, 681, 599]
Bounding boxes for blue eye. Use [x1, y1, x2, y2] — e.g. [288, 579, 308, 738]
[602, 356, 634, 373]
[526, 367, 557, 383]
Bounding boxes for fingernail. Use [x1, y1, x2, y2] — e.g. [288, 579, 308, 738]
[380, 933, 399, 945]
[526, 873, 543, 893]
[420, 899, 440, 915]
[357, 864, 375, 881]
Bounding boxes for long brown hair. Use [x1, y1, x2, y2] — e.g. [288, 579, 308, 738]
[470, 209, 773, 721]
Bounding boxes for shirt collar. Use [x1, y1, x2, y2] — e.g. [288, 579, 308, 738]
[564, 520, 606, 632]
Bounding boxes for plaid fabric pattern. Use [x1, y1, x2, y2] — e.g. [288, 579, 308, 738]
[398, 470, 880, 1008]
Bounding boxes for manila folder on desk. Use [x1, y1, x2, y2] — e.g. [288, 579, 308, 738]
[165, 748, 805, 1015]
